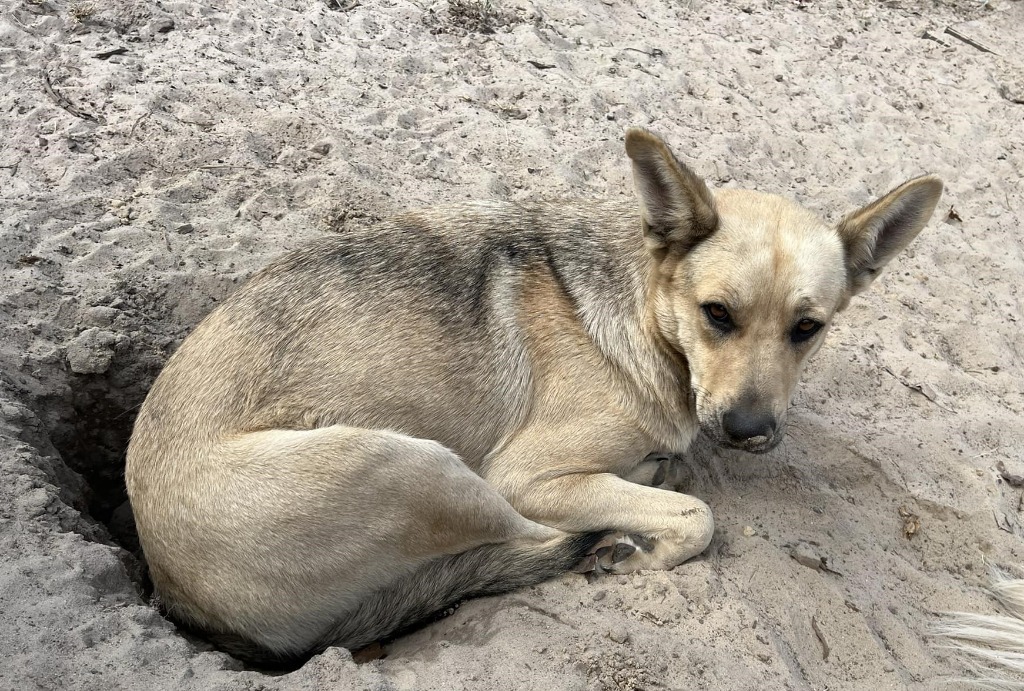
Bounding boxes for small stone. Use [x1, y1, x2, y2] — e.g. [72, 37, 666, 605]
[593, 590, 607, 602]
[743, 525, 756, 537]
[790, 542, 823, 570]
[82, 306, 120, 327]
[608, 628, 630, 644]
[150, 18, 175, 33]
[66, 328, 124, 374]
[175, 223, 194, 234]
[311, 142, 331, 156]
[110, 199, 125, 208]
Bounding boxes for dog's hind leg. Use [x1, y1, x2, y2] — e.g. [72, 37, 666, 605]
[622, 452, 686, 488]
[147, 425, 605, 659]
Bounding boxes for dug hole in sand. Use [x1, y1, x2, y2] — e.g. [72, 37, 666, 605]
[1, 0, 1022, 689]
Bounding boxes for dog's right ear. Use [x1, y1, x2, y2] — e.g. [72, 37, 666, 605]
[625, 128, 718, 257]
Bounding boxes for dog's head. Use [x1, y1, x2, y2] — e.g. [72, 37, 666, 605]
[626, 128, 943, 453]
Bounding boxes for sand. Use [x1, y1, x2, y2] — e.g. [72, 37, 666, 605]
[1, 0, 1023, 688]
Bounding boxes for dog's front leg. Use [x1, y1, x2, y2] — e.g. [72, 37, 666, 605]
[524, 472, 713, 573]
[485, 437, 713, 574]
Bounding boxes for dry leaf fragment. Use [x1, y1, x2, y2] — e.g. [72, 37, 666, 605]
[899, 506, 921, 538]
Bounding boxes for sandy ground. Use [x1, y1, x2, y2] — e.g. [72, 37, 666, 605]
[1, 0, 1023, 688]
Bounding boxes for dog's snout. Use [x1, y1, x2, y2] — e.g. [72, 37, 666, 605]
[721, 408, 776, 444]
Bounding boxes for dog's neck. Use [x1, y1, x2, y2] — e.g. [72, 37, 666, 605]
[558, 204, 698, 451]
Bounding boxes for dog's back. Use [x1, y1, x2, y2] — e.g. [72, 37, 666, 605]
[130, 199, 647, 466]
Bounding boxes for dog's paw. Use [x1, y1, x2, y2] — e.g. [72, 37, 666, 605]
[573, 533, 656, 574]
[624, 453, 690, 490]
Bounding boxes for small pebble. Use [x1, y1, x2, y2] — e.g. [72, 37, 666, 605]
[66, 328, 123, 375]
[743, 525, 756, 537]
[150, 18, 175, 34]
[82, 306, 120, 327]
[608, 628, 630, 644]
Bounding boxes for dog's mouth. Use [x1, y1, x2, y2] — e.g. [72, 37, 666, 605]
[697, 417, 785, 455]
[717, 432, 782, 455]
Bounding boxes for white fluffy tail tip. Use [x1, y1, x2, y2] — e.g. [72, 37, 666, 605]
[932, 569, 1024, 689]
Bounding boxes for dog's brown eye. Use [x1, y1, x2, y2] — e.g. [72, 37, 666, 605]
[791, 318, 823, 343]
[702, 303, 733, 331]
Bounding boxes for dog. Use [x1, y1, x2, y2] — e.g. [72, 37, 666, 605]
[125, 128, 943, 662]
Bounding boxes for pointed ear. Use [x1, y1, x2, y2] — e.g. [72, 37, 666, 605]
[624, 128, 718, 257]
[836, 175, 943, 295]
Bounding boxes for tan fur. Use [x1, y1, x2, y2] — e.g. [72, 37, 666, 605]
[125, 128, 943, 658]
[933, 569, 1024, 688]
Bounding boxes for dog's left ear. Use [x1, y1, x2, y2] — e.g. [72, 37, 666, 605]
[625, 128, 719, 258]
[837, 175, 943, 295]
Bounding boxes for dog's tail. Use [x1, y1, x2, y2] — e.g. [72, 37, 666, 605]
[318, 530, 607, 652]
[932, 568, 1024, 689]
[208, 530, 606, 667]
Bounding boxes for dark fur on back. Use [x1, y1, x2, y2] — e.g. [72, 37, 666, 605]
[235, 201, 642, 333]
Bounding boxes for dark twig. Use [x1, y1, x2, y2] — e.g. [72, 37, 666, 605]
[881, 366, 955, 413]
[326, 0, 359, 10]
[42, 71, 102, 123]
[811, 615, 830, 660]
[944, 27, 998, 55]
[94, 47, 128, 60]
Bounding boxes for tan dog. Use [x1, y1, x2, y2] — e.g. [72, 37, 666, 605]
[125, 128, 943, 662]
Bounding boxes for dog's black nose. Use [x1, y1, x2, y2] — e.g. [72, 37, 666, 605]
[722, 408, 776, 443]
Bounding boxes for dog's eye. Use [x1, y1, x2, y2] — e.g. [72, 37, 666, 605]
[702, 303, 733, 330]
[791, 318, 823, 343]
